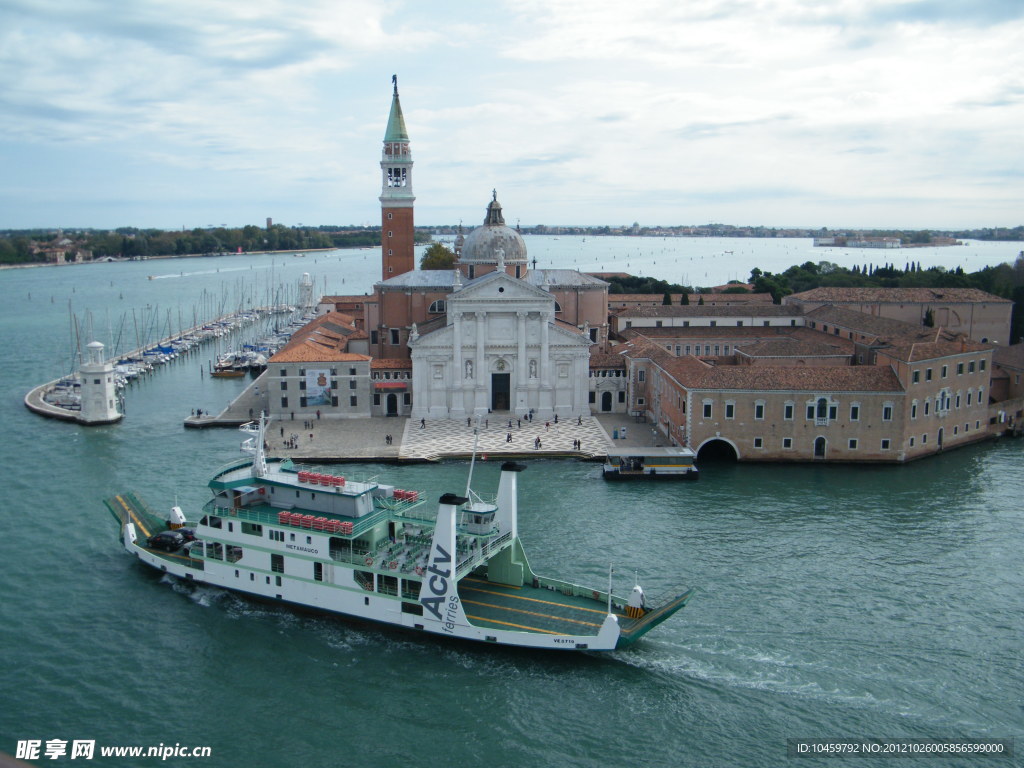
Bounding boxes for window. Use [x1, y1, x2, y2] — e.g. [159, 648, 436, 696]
[684, 345, 691, 355]
[848, 439, 858, 450]
[828, 405, 838, 421]
[350, 396, 358, 407]
[911, 401, 918, 419]
[941, 365, 948, 378]
[753, 437, 763, 448]
[912, 370, 920, 384]
[754, 401, 765, 420]
[882, 404, 893, 421]
[428, 300, 446, 314]
[849, 404, 860, 421]
[349, 380, 357, 390]
[271, 554, 284, 573]
[980, 359, 986, 372]
[655, 321, 663, 328]
[370, 330, 378, 345]
[280, 368, 287, 377]
[784, 403, 794, 421]
[710, 321, 717, 328]
[637, 398, 645, 406]
[269, 530, 284, 542]
[725, 402, 735, 420]
[702, 401, 713, 419]
[909, 436, 915, 447]
[957, 362, 964, 375]
[922, 433, 928, 444]
[314, 562, 324, 582]
[280, 381, 288, 391]
[348, 367, 356, 376]
[968, 361, 975, 373]
[390, 328, 400, 345]
[281, 397, 288, 408]
[373, 393, 381, 406]
[782, 438, 793, 449]
[881, 439, 891, 450]
[806, 404, 815, 420]
[924, 399, 930, 416]
[588, 392, 595, 404]
[967, 391, 972, 405]
[926, 368, 933, 382]
[638, 370, 645, 382]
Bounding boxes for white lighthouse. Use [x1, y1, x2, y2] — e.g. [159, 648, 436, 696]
[78, 341, 122, 424]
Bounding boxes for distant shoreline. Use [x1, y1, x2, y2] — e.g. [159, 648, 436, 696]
[0, 246, 347, 271]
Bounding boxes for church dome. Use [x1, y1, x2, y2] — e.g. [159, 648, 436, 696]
[459, 192, 527, 265]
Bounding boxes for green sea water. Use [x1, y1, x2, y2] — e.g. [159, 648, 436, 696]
[1, 244, 1022, 768]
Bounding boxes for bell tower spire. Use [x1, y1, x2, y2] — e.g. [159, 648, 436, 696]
[380, 75, 415, 280]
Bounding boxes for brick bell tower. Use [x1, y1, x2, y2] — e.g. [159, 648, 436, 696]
[380, 75, 415, 281]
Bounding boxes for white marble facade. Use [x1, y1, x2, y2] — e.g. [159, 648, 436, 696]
[409, 270, 590, 420]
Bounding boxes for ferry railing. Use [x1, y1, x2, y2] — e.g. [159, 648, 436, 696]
[211, 456, 254, 479]
[455, 530, 512, 578]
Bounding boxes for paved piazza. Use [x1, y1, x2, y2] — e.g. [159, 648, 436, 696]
[399, 415, 610, 460]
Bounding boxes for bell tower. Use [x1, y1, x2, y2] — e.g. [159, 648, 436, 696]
[380, 75, 415, 281]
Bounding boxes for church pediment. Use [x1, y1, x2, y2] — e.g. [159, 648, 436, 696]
[451, 270, 554, 305]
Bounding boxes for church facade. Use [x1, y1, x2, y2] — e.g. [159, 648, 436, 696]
[269, 79, 606, 422]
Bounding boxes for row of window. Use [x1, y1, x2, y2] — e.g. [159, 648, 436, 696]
[908, 421, 982, 446]
[666, 344, 732, 356]
[280, 379, 359, 391]
[699, 398, 894, 423]
[590, 370, 625, 378]
[909, 388, 983, 418]
[280, 367, 359, 377]
[751, 437, 894, 451]
[912, 359, 986, 384]
[372, 371, 411, 380]
[626, 319, 800, 329]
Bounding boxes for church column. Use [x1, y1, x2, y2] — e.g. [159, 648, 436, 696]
[451, 312, 465, 419]
[539, 310, 553, 417]
[540, 311, 550, 386]
[475, 312, 487, 412]
[516, 312, 526, 387]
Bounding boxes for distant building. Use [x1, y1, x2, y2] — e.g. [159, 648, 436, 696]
[785, 287, 1012, 345]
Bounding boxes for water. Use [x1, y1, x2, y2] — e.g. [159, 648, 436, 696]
[2, 244, 1022, 767]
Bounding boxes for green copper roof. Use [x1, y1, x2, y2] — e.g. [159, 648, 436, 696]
[384, 89, 409, 143]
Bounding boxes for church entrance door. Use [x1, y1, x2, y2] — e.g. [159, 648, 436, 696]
[601, 391, 612, 412]
[386, 393, 398, 416]
[491, 373, 511, 411]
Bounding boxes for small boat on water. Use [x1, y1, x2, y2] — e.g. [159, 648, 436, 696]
[602, 447, 699, 481]
[106, 418, 693, 650]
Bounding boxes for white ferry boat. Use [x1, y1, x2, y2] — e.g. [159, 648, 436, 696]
[602, 447, 699, 481]
[106, 418, 693, 651]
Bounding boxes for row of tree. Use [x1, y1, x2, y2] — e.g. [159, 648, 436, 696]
[0, 225, 432, 264]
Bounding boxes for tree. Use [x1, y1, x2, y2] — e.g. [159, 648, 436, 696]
[681, 292, 690, 305]
[662, 291, 672, 305]
[420, 242, 456, 270]
[923, 307, 935, 327]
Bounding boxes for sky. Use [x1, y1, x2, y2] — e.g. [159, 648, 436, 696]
[1, 0, 1022, 232]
